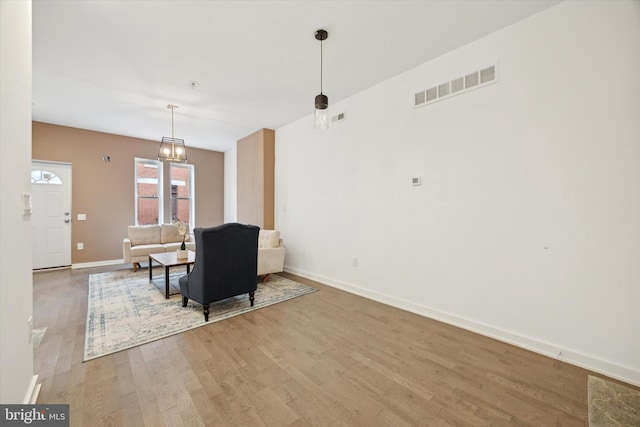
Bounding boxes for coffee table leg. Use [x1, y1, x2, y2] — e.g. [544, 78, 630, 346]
[165, 265, 170, 299]
[149, 256, 153, 282]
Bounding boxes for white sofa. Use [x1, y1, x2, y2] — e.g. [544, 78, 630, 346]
[123, 225, 286, 278]
[123, 224, 195, 271]
[257, 229, 286, 281]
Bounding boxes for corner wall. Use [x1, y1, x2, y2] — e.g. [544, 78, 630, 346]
[275, 1, 640, 385]
[237, 129, 275, 229]
[224, 146, 237, 223]
[0, 0, 36, 403]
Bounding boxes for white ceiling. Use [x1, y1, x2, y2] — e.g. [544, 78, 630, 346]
[32, 0, 561, 153]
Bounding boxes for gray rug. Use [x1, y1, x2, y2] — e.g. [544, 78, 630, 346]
[588, 375, 640, 426]
[32, 327, 47, 354]
[84, 270, 316, 361]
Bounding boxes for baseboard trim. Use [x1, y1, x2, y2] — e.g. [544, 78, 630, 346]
[284, 266, 640, 388]
[72, 259, 124, 270]
[23, 375, 40, 404]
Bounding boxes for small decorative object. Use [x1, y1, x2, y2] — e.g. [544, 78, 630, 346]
[177, 249, 188, 259]
[174, 219, 188, 258]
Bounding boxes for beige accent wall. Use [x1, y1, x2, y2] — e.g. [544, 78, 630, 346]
[32, 121, 224, 264]
[236, 128, 274, 229]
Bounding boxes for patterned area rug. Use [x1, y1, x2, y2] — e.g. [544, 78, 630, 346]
[84, 270, 316, 361]
[588, 375, 640, 426]
[32, 327, 47, 354]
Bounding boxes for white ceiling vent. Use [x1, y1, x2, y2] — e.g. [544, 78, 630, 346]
[332, 112, 346, 123]
[414, 65, 497, 108]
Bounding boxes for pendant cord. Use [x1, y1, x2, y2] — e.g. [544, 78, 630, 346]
[320, 40, 323, 94]
[171, 106, 175, 138]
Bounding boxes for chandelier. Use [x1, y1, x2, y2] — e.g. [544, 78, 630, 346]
[158, 104, 187, 163]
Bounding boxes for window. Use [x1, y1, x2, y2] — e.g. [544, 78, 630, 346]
[170, 163, 194, 226]
[134, 159, 195, 226]
[31, 170, 62, 185]
[135, 159, 162, 225]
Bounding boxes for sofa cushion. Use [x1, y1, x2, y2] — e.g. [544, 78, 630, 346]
[258, 230, 280, 248]
[130, 243, 166, 257]
[128, 225, 161, 246]
[161, 223, 191, 244]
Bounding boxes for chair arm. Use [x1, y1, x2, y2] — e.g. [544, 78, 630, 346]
[258, 246, 286, 275]
[123, 238, 132, 263]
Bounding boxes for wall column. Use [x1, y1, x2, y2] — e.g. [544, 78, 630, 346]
[236, 129, 275, 229]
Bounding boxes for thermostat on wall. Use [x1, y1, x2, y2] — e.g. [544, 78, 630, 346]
[411, 176, 422, 186]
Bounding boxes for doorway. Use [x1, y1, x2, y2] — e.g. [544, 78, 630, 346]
[31, 161, 72, 269]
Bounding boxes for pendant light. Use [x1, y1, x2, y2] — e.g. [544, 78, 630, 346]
[314, 29, 329, 130]
[158, 104, 188, 163]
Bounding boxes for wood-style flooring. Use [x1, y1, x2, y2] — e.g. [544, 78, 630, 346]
[32, 265, 622, 426]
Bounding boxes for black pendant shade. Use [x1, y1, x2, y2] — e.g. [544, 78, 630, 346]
[315, 93, 328, 110]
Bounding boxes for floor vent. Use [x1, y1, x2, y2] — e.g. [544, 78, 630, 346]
[414, 65, 497, 108]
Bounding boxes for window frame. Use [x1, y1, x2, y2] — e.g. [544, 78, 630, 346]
[134, 158, 164, 225]
[134, 159, 195, 227]
[169, 162, 195, 227]
[31, 170, 63, 185]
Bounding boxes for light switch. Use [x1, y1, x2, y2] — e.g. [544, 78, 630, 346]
[22, 193, 32, 215]
[77, 214, 87, 221]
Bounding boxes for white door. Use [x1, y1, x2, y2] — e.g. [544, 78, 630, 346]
[31, 161, 72, 269]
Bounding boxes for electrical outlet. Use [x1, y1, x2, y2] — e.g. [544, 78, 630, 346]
[77, 242, 84, 250]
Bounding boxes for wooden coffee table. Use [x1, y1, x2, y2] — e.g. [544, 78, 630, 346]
[148, 251, 195, 299]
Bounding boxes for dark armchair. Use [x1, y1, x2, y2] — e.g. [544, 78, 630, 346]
[179, 223, 260, 321]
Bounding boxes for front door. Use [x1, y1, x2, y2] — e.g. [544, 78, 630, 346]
[31, 161, 72, 269]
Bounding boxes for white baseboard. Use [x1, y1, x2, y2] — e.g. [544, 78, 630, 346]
[72, 259, 124, 270]
[284, 266, 640, 388]
[23, 375, 40, 404]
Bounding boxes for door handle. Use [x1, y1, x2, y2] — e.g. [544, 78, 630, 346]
[65, 212, 70, 216]
[64, 219, 70, 223]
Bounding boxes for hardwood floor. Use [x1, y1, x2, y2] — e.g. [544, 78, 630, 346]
[33, 265, 610, 426]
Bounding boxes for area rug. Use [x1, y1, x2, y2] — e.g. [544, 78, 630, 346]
[84, 269, 316, 361]
[588, 375, 640, 426]
[32, 327, 47, 354]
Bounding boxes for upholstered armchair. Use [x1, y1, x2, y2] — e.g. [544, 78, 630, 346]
[179, 223, 260, 321]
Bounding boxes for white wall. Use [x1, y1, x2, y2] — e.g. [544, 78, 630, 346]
[276, 0, 640, 385]
[223, 145, 237, 223]
[0, 0, 36, 403]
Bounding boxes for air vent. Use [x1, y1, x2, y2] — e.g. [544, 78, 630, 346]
[414, 64, 497, 108]
[480, 66, 495, 84]
[451, 77, 464, 94]
[465, 71, 479, 89]
[426, 87, 437, 102]
[438, 82, 450, 97]
[331, 112, 346, 123]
